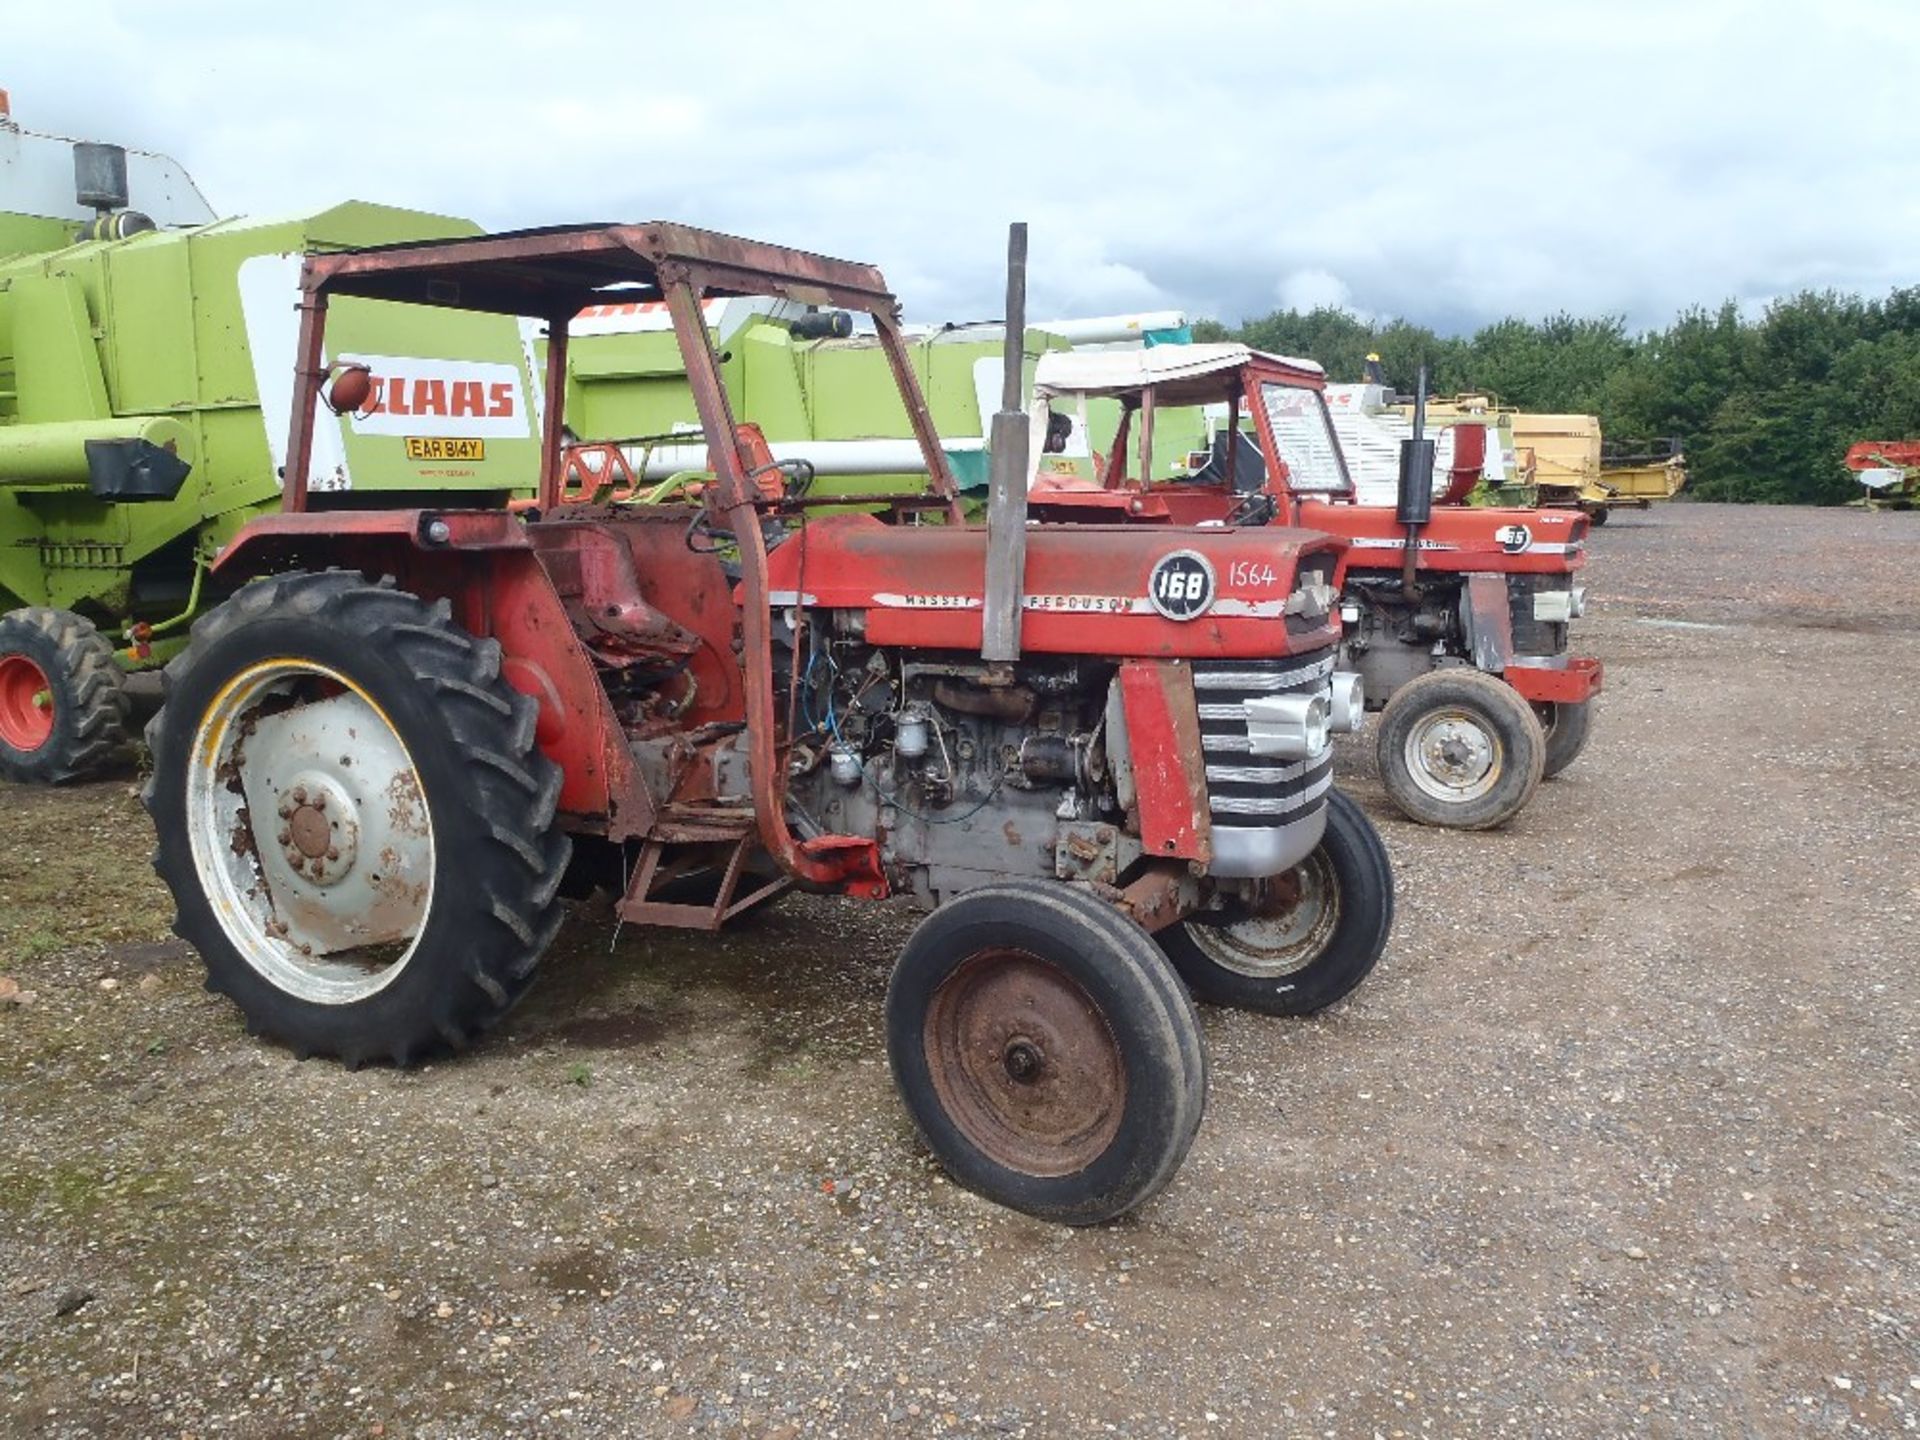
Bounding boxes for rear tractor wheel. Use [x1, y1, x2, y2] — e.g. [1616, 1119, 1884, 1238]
[0, 607, 130, 784]
[886, 881, 1207, 1225]
[1375, 667, 1545, 829]
[142, 572, 570, 1066]
[1157, 788, 1394, 1016]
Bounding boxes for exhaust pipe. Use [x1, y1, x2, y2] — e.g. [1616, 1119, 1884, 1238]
[981, 222, 1031, 663]
[1397, 364, 1435, 601]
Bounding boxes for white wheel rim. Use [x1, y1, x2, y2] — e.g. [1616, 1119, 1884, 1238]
[1404, 706, 1502, 802]
[186, 659, 435, 1005]
[1188, 850, 1340, 979]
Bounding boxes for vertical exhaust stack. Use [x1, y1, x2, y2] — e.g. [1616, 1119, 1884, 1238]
[981, 222, 1030, 663]
[1396, 364, 1435, 599]
[71, 140, 155, 241]
[73, 142, 131, 215]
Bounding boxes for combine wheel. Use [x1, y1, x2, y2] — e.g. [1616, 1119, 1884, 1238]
[142, 572, 570, 1067]
[1158, 789, 1394, 1016]
[1534, 700, 1594, 779]
[0, 607, 130, 784]
[886, 881, 1206, 1225]
[1375, 668, 1545, 829]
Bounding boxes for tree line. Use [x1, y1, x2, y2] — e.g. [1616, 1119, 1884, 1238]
[1194, 288, 1920, 504]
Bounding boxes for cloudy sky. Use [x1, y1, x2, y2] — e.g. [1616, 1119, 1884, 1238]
[9, 1, 1916, 334]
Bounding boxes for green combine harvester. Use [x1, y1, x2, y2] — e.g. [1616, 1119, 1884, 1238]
[0, 106, 539, 782]
[551, 302, 1194, 504]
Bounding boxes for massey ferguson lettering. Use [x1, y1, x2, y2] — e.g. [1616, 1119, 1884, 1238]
[338, 355, 531, 441]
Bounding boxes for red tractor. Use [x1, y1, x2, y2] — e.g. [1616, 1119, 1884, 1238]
[141, 225, 1393, 1224]
[1025, 345, 1602, 829]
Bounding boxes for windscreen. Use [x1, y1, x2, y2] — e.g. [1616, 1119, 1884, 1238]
[1261, 382, 1351, 493]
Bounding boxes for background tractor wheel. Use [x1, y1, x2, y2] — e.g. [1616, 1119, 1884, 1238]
[886, 881, 1206, 1225]
[1534, 699, 1594, 778]
[0, 607, 130, 785]
[1158, 788, 1394, 1016]
[1375, 667, 1545, 829]
[143, 572, 570, 1067]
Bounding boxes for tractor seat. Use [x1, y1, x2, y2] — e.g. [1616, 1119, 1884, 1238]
[1188, 429, 1268, 494]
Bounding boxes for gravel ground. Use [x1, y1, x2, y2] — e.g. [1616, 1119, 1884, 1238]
[1, 501, 1914, 1439]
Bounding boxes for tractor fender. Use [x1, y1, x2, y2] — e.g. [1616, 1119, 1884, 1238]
[210, 509, 533, 581]
[211, 508, 652, 837]
[1106, 660, 1211, 865]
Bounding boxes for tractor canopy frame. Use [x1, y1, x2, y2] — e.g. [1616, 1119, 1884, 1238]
[269, 223, 970, 893]
[282, 221, 965, 519]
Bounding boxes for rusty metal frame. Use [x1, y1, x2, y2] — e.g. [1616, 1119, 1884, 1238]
[275, 220, 974, 891]
[281, 221, 964, 516]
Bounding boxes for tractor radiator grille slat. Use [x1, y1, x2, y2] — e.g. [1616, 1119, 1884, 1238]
[1191, 648, 1337, 830]
[1506, 574, 1570, 657]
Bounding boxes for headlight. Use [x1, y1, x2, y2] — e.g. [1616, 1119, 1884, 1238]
[1329, 672, 1365, 733]
[1533, 590, 1576, 623]
[1244, 693, 1331, 760]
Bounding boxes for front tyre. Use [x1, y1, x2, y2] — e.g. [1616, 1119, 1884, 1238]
[886, 881, 1206, 1225]
[1376, 667, 1545, 829]
[0, 607, 130, 784]
[1534, 699, 1594, 778]
[1158, 788, 1393, 1016]
[142, 572, 570, 1067]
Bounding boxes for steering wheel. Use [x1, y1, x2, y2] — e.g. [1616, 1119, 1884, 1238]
[1224, 491, 1278, 527]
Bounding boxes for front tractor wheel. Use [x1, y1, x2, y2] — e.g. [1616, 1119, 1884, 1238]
[143, 572, 570, 1067]
[1534, 699, 1595, 778]
[1375, 668, 1545, 829]
[886, 881, 1207, 1225]
[1158, 788, 1394, 1016]
[0, 607, 130, 784]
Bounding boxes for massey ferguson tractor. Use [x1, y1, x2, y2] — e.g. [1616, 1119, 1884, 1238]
[1021, 345, 1602, 829]
[141, 223, 1393, 1224]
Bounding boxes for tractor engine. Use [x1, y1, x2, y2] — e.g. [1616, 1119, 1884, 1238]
[1339, 571, 1587, 700]
[778, 618, 1350, 910]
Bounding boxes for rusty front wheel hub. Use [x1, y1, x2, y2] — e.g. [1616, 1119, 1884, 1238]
[923, 949, 1126, 1179]
[1002, 1038, 1044, 1082]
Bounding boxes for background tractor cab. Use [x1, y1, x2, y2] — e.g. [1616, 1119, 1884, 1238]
[1024, 343, 1603, 831]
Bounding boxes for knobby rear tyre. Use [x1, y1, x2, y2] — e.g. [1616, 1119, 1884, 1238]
[0, 607, 130, 784]
[143, 571, 570, 1067]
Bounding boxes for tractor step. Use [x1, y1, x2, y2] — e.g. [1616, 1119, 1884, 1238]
[616, 834, 791, 932]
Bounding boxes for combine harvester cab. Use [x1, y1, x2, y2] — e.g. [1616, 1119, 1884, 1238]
[0, 104, 540, 783]
[1023, 344, 1602, 830]
[141, 223, 1394, 1224]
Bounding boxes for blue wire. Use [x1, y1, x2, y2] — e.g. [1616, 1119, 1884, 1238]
[801, 645, 845, 741]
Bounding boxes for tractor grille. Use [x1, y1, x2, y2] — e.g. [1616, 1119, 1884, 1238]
[1506, 575, 1570, 657]
[1192, 647, 1337, 824]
